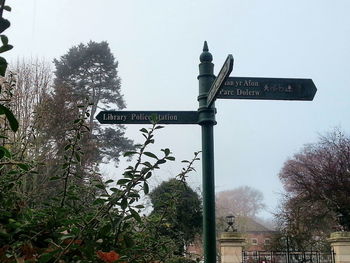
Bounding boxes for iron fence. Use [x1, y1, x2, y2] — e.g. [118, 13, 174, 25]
[242, 251, 335, 263]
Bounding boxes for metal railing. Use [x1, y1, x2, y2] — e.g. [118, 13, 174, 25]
[242, 251, 335, 263]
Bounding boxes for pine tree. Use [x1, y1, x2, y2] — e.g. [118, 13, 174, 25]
[38, 41, 134, 172]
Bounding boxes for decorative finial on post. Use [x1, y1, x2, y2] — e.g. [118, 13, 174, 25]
[203, 41, 209, 52]
[200, 41, 213, 63]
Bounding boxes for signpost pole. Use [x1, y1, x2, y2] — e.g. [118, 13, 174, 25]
[198, 41, 217, 263]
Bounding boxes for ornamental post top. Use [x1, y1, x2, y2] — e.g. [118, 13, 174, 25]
[200, 41, 213, 63]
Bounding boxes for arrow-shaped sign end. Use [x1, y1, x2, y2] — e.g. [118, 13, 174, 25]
[207, 54, 234, 107]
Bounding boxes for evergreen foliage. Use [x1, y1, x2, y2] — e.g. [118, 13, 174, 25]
[36, 41, 135, 179]
[149, 178, 202, 255]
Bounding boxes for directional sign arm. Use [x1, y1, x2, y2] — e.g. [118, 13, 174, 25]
[96, 111, 199, 125]
[207, 54, 234, 107]
[217, 77, 317, 101]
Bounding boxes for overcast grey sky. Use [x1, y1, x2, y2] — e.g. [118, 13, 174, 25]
[6, 0, 350, 218]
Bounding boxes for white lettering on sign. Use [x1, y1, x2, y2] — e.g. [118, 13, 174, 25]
[224, 79, 259, 87]
[236, 89, 260, 96]
[131, 114, 178, 121]
[244, 80, 259, 87]
[264, 84, 294, 92]
[103, 113, 127, 121]
[219, 89, 235, 96]
[219, 88, 260, 96]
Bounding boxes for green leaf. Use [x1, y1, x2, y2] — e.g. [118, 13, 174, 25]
[117, 179, 130, 185]
[0, 146, 11, 158]
[75, 152, 81, 162]
[123, 151, 138, 157]
[4, 6, 11, 12]
[64, 144, 71, 150]
[105, 179, 114, 184]
[130, 208, 141, 223]
[143, 182, 149, 195]
[95, 184, 105, 190]
[124, 233, 135, 248]
[0, 104, 18, 131]
[150, 114, 158, 123]
[93, 198, 106, 205]
[60, 234, 75, 241]
[62, 163, 69, 169]
[0, 18, 10, 34]
[38, 252, 56, 263]
[17, 163, 30, 171]
[110, 187, 119, 193]
[0, 35, 8, 45]
[0, 44, 13, 53]
[142, 161, 152, 168]
[139, 128, 148, 133]
[165, 156, 175, 161]
[145, 172, 152, 179]
[145, 139, 155, 145]
[163, 148, 171, 156]
[49, 176, 61, 181]
[99, 224, 112, 236]
[0, 56, 6, 76]
[121, 198, 128, 210]
[144, 152, 158, 159]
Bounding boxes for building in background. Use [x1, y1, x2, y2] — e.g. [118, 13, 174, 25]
[236, 217, 277, 251]
[186, 217, 277, 260]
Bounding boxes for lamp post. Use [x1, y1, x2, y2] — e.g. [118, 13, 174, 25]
[220, 214, 245, 263]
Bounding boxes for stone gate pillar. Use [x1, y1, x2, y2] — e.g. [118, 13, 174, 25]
[219, 232, 245, 263]
[329, 232, 350, 263]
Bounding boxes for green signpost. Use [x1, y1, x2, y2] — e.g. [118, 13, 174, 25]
[218, 77, 317, 100]
[96, 41, 317, 263]
[96, 111, 198, 124]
